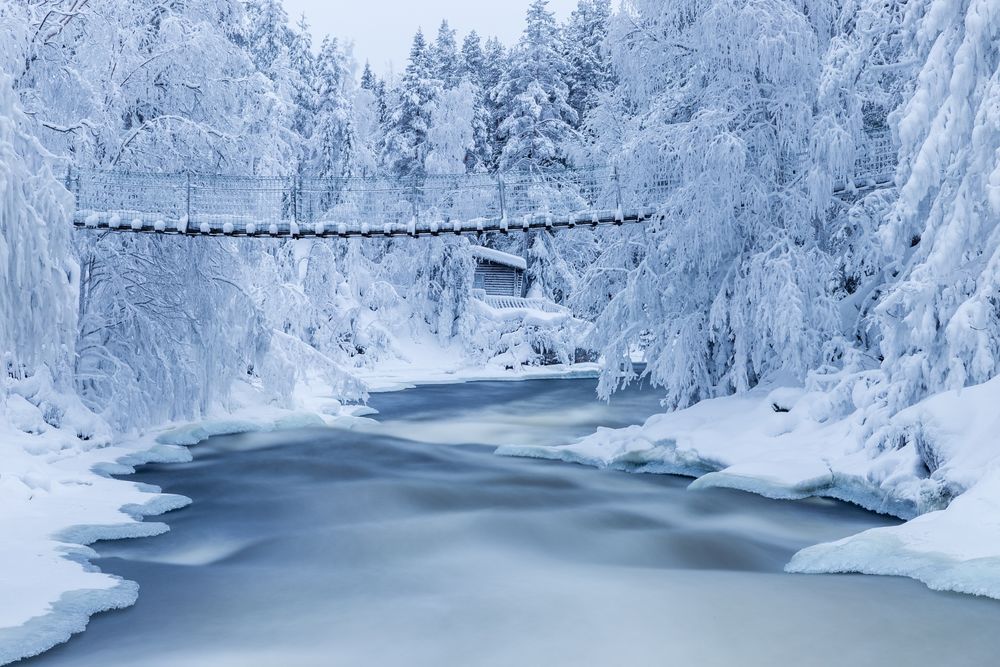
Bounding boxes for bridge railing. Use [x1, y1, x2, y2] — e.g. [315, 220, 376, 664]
[73, 165, 648, 233]
[71, 131, 897, 235]
[76, 171, 189, 223]
[190, 175, 291, 224]
[853, 127, 895, 185]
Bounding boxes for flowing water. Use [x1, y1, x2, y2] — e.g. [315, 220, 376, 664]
[27, 379, 1000, 666]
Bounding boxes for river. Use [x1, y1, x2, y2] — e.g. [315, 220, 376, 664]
[27, 378, 1000, 666]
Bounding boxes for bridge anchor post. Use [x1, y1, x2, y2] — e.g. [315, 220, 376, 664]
[497, 175, 507, 222]
[613, 165, 624, 222]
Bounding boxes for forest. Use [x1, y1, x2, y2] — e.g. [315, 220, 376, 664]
[1, 0, 1000, 663]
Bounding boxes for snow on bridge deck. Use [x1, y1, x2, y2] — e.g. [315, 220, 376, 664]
[70, 130, 896, 239]
[76, 206, 661, 238]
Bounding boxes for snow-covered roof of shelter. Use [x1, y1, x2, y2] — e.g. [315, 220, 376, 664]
[470, 246, 526, 271]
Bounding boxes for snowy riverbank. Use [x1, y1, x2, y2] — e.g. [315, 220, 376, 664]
[357, 336, 599, 393]
[498, 374, 1000, 599]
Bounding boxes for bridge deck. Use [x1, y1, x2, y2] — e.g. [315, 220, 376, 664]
[73, 207, 658, 238]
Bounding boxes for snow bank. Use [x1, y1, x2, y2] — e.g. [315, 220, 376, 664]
[498, 373, 1000, 598]
[356, 331, 600, 393]
[788, 469, 1000, 599]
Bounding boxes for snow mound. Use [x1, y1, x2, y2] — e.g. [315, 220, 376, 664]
[788, 468, 1000, 599]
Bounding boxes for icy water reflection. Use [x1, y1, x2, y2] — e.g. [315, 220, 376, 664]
[29, 379, 1000, 666]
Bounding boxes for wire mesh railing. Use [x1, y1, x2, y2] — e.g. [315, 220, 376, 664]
[70, 134, 898, 237]
[853, 127, 896, 185]
[71, 164, 658, 236]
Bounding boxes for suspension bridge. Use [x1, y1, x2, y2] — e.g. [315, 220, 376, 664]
[70, 130, 896, 240]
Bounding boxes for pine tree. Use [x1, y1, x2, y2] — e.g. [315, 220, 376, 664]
[458, 31, 491, 171]
[562, 0, 613, 128]
[493, 0, 578, 171]
[382, 30, 439, 180]
[288, 14, 317, 156]
[432, 20, 460, 89]
[309, 36, 354, 181]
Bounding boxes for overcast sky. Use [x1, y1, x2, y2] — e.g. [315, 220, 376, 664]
[281, 0, 578, 77]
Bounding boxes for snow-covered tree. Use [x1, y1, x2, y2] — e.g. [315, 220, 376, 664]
[361, 62, 377, 92]
[382, 30, 440, 180]
[425, 79, 477, 175]
[0, 73, 76, 387]
[457, 31, 493, 171]
[74, 235, 271, 428]
[288, 14, 318, 153]
[562, 0, 613, 128]
[352, 88, 384, 178]
[432, 20, 461, 89]
[480, 37, 509, 169]
[308, 36, 354, 181]
[583, 0, 840, 405]
[863, 0, 1000, 420]
[6, 0, 295, 429]
[360, 62, 390, 127]
[19, 0, 287, 173]
[493, 0, 578, 171]
[245, 0, 293, 80]
[460, 31, 485, 81]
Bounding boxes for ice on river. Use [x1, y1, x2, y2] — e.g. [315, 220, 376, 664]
[25, 380, 1000, 667]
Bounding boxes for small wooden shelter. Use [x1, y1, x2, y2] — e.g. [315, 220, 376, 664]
[471, 246, 526, 297]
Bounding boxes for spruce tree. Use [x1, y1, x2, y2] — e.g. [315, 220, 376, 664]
[481, 37, 509, 169]
[382, 29, 439, 180]
[288, 14, 316, 155]
[432, 20, 460, 89]
[245, 0, 293, 82]
[460, 31, 485, 82]
[492, 0, 577, 171]
[309, 36, 354, 181]
[562, 0, 613, 127]
[360, 62, 377, 92]
[458, 31, 491, 171]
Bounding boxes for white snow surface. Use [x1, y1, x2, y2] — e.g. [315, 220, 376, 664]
[356, 332, 599, 393]
[469, 245, 527, 270]
[498, 373, 1000, 599]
